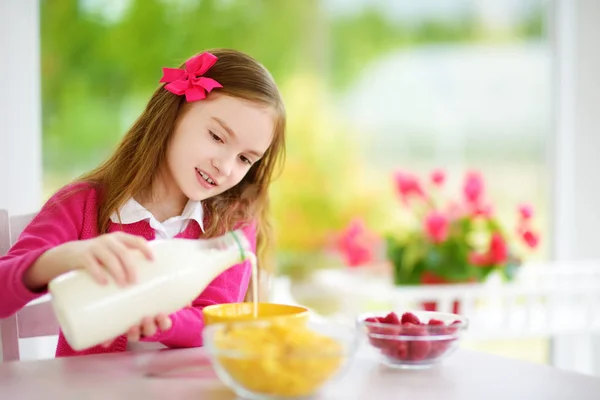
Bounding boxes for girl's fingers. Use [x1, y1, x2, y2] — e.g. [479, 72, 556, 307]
[156, 314, 172, 332]
[141, 316, 157, 338]
[127, 325, 141, 342]
[105, 239, 137, 285]
[118, 233, 154, 261]
[82, 253, 109, 285]
[93, 244, 127, 286]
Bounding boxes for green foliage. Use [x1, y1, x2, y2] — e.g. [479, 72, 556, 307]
[387, 215, 505, 285]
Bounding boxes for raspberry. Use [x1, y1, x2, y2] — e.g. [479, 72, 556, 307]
[447, 320, 462, 334]
[401, 323, 431, 361]
[428, 319, 445, 326]
[381, 312, 401, 325]
[383, 340, 409, 360]
[411, 340, 432, 361]
[429, 338, 455, 358]
[429, 319, 460, 358]
[364, 316, 400, 350]
[401, 312, 421, 325]
[427, 318, 448, 335]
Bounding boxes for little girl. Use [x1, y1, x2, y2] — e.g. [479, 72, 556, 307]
[0, 49, 286, 357]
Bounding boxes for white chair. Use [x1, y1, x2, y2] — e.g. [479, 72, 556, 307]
[0, 210, 60, 362]
[0, 210, 9, 256]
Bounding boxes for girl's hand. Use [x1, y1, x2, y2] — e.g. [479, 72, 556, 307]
[24, 232, 153, 290]
[101, 313, 172, 347]
[65, 232, 153, 286]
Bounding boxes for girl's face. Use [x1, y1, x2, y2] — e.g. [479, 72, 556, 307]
[164, 94, 274, 202]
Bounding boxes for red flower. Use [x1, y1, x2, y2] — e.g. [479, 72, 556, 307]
[463, 171, 484, 205]
[394, 171, 425, 203]
[521, 230, 539, 249]
[430, 169, 446, 186]
[424, 212, 449, 244]
[469, 233, 508, 266]
[518, 204, 534, 220]
[472, 203, 493, 218]
[489, 233, 508, 264]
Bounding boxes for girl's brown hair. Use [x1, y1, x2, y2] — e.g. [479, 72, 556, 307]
[79, 49, 286, 297]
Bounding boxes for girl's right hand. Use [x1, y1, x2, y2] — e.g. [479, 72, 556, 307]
[24, 232, 154, 291]
[66, 232, 154, 286]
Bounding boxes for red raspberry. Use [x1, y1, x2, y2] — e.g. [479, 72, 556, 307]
[429, 338, 456, 358]
[428, 319, 445, 326]
[447, 320, 463, 334]
[427, 318, 448, 335]
[429, 319, 460, 358]
[382, 312, 401, 325]
[401, 312, 421, 325]
[383, 340, 409, 361]
[401, 323, 431, 361]
[364, 316, 400, 350]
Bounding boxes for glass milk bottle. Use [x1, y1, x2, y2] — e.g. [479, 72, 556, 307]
[48, 229, 256, 351]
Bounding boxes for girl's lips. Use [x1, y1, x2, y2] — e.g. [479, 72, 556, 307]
[196, 168, 215, 189]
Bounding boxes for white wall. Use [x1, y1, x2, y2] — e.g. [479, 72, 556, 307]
[551, 0, 600, 375]
[0, 0, 42, 215]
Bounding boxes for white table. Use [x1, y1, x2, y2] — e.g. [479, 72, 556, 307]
[1, 345, 599, 399]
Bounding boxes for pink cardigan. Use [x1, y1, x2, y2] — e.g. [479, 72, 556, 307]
[0, 182, 255, 357]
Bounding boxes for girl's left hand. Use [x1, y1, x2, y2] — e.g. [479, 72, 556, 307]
[126, 313, 172, 342]
[101, 313, 172, 347]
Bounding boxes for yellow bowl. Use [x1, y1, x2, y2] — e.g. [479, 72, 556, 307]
[202, 302, 310, 325]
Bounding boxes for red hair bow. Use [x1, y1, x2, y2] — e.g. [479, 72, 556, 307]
[160, 52, 223, 102]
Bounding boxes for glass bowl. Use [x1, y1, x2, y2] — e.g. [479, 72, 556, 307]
[357, 310, 468, 369]
[203, 318, 359, 399]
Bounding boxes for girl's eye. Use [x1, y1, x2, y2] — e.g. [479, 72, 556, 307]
[239, 155, 252, 165]
[210, 131, 223, 143]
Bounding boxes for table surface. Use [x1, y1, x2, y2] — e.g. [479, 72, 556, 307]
[1, 345, 599, 400]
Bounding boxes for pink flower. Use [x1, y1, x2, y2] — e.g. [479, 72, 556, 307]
[424, 211, 449, 243]
[521, 230, 540, 249]
[489, 233, 508, 265]
[445, 201, 464, 220]
[394, 170, 425, 203]
[334, 219, 379, 267]
[518, 204, 534, 220]
[463, 171, 484, 205]
[430, 169, 446, 186]
[472, 203, 493, 218]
